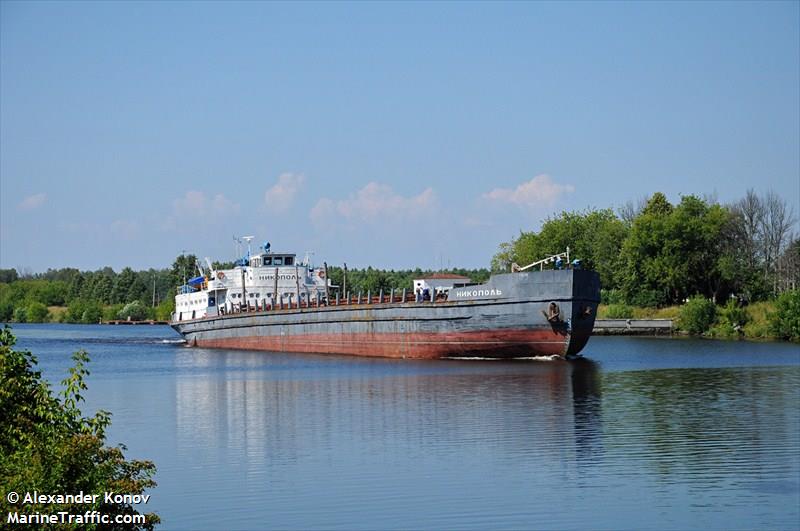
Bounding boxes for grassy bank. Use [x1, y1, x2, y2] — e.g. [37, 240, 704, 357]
[597, 304, 681, 320]
[4, 300, 173, 324]
[598, 293, 799, 342]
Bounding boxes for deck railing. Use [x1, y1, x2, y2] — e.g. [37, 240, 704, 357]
[216, 288, 446, 317]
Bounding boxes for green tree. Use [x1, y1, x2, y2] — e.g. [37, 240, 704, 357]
[619, 193, 675, 304]
[679, 296, 717, 335]
[709, 299, 750, 338]
[13, 307, 27, 323]
[641, 191, 673, 216]
[26, 280, 68, 306]
[103, 304, 125, 322]
[721, 299, 749, 329]
[65, 300, 88, 323]
[0, 327, 159, 529]
[211, 260, 235, 270]
[769, 290, 800, 342]
[0, 268, 19, 283]
[91, 274, 114, 305]
[171, 254, 198, 291]
[112, 267, 138, 304]
[26, 302, 49, 323]
[620, 194, 731, 305]
[361, 267, 390, 293]
[117, 301, 149, 321]
[67, 272, 85, 301]
[81, 302, 103, 324]
[0, 301, 13, 322]
[127, 275, 150, 304]
[154, 299, 175, 321]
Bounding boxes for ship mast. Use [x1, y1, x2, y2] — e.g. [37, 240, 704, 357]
[241, 236, 254, 308]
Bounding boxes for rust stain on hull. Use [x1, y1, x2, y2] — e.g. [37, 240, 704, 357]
[194, 329, 572, 359]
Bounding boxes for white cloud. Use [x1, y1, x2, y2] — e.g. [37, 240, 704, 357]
[483, 174, 574, 207]
[173, 190, 205, 213]
[172, 190, 240, 218]
[310, 197, 336, 224]
[109, 219, 139, 240]
[210, 193, 239, 216]
[265, 173, 306, 212]
[310, 182, 436, 226]
[164, 190, 240, 231]
[18, 193, 46, 211]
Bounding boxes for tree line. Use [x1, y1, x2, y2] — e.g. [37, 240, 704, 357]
[492, 190, 798, 307]
[2, 189, 795, 323]
[0, 261, 190, 323]
[0, 254, 491, 323]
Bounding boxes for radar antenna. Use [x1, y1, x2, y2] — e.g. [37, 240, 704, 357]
[242, 236, 255, 258]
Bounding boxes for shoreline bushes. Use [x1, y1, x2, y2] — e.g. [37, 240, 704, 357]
[0, 326, 159, 529]
[769, 290, 800, 342]
[678, 296, 718, 335]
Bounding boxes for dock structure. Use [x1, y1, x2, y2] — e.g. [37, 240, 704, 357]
[593, 319, 673, 335]
[104, 320, 168, 325]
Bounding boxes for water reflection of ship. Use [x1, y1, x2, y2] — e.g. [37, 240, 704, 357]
[174, 351, 604, 470]
[569, 359, 604, 466]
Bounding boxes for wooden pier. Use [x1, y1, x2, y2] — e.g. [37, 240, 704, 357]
[104, 320, 168, 325]
[593, 319, 673, 335]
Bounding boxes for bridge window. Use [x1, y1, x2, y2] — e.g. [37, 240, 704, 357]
[285, 256, 294, 265]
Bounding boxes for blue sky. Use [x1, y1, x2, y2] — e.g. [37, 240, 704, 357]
[2, 1, 798, 272]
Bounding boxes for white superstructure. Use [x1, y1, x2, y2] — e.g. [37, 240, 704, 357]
[174, 243, 330, 322]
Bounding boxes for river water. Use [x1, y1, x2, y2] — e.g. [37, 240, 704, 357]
[8, 324, 800, 530]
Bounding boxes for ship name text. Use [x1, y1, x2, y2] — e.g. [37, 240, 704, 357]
[452, 289, 503, 298]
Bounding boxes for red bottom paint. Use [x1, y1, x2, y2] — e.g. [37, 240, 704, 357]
[193, 329, 575, 359]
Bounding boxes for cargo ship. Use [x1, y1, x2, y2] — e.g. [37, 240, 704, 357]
[170, 240, 600, 359]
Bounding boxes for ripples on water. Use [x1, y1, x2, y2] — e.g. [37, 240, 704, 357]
[9, 324, 800, 530]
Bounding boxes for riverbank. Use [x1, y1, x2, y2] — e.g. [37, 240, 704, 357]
[598, 298, 798, 342]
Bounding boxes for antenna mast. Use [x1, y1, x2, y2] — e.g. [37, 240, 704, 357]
[242, 236, 254, 259]
[181, 249, 189, 285]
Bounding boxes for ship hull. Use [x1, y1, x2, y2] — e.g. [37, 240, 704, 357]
[180, 327, 571, 359]
[171, 269, 600, 359]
